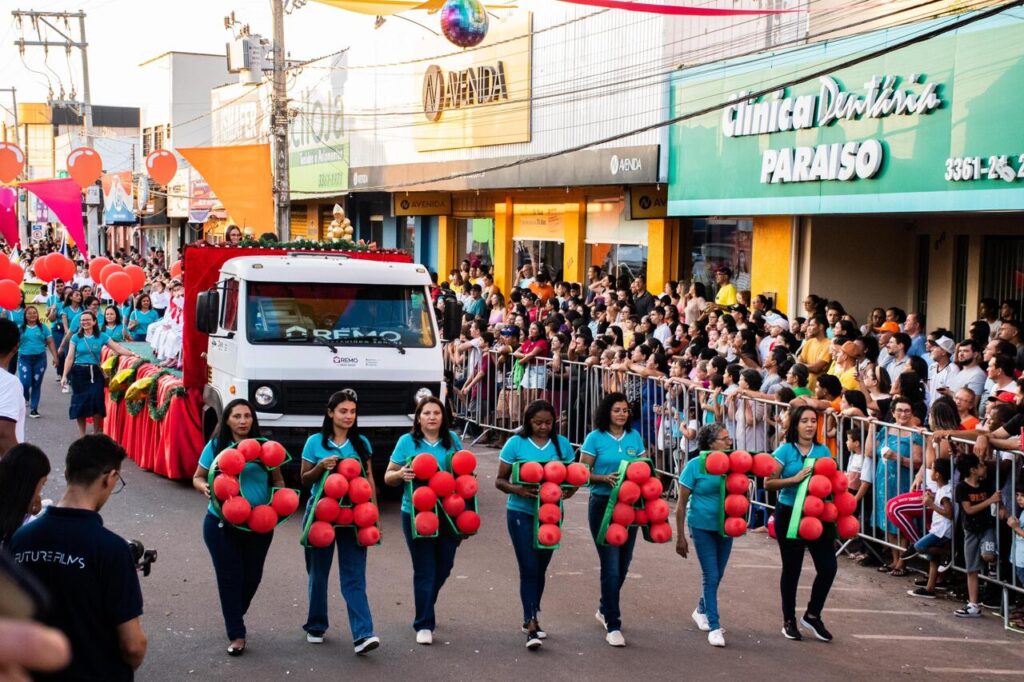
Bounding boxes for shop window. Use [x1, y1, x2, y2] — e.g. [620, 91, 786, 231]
[686, 219, 753, 301]
[587, 244, 647, 284]
[585, 197, 647, 285]
[458, 217, 493, 268]
[952, 235, 970, 340]
[401, 217, 416, 257]
[513, 240, 563, 283]
[915, 235, 929, 320]
[980, 235, 1024, 323]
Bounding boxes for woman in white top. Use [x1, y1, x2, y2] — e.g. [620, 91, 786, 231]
[149, 280, 170, 317]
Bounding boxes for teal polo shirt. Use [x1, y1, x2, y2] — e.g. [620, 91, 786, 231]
[499, 434, 574, 514]
[390, 430, 463, 515]
[580, 428, 645, 496]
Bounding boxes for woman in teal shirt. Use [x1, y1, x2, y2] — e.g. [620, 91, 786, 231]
[676, 422, 734, 648]
[765, 404, 837, 643]
[127, 294, 158, 341]
[192, 399, 283, 656]
[383, 397, 463, 645]
[580, 391, 645, 647]
[496, 399, 575, 650]
[17, 306, 57, 419]
[299, 389, 379, 655]
[101, 305, 127, 343]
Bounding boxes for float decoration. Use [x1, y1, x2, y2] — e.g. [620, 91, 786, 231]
[594, 458, 671, 546]
[207, 438, 299, 533]
[512, 460, 589, 549]
[440, 0, 489, 48]
[785, 456, 860, 541]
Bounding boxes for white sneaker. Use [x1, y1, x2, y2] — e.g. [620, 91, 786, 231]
[595, 610, 607, 629]
[305, 633, 324, 644]
[708, 629, 726, 647]
[416, 629, 432, 645]
[61, 385, 70, 394]
[691, 608, 711, 632]
[605, 630, 626, 647]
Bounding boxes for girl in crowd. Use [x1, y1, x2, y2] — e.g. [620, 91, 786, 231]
[101, 305, 127, 343]
[766, 404, 837, 642]
[496, 399, 575, 650]
[193, 399, 283, 656]
[226, 224, 244, 245]
[127, 294, 159, 342]
[384, 397, 464, 645]
[676, 422, 735, 647]
[300, 389, 379, 655]
[0, 443, 50, 548]
[60, 311, 137, 436]
[58, 288, 83, 392]
[580, 392, 646, 647]
[18, 306, 57, 419]
[149, 280, 170, 318]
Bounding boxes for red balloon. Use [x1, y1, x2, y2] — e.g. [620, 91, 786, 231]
[802, 495, 824, 518]
[831, 471, 850, 493]
[455, 474, 478, 499]
[88, 257, 110, 283]
[455, 510, 480, 534]
[6, 264, 23, 286]
[538, 502, 561, 525]
[170, 260, 182, 279]
[565, 462, 590, 487]
[820, 501, 839, 523]
[51, 255, 74, 283]
[248, 505, 278, 533]
[537, 523, 561, 547]
[751, 453, 778, 478]
[649, 521, 673, 543]
[222, 496, 252, 525]
[32, 255, 53, 283]
[217, 449, 245, 477]
[145, 149, 178, 186]
[807, 474, 833, 499]
[646, 498, 671, 523]
[442, 494, 466, 518]
[428, 471, 456, 498]
[729, 450, 753, 474]
[725, 472, 749, 496]
[837, 515, 861, 539]
[271, 488, 300, 517]
[518, 461, 544, 484]
[641, 477, 663, 500]
[724, 516, 748, 537]
[0, 280, 19, 311]
[0, 142, 25, 183]
[0, 259, 10, 282]
[798, 516, 824, 541]
[705, 451, 730, 476]
[336, 506, 354, 526]
[767, 515, 777, 538]
[308, 521, 336, 548]
[617, 480, 641, 505]
[611, 502, 635, 526]
[124, 264, 146, 292]
[212, 474, 240, 500]
[626, 461, 651, 483]
[323, 473, 349, 500]
[813, 457, 838, 478]
[633, 508, 648, 526]
[261, 440, 287, 469]
[412, 453, 439, 480]
[315, 497, 341, 523]
[451, 450, 477, 476]
[356, 526, 381, 546]
[353, 502, 379, 528]
[99, 263, 123, 286]
[604, 523, 628, 546]
[539, 481, 562, 505]
[415, 511, 439, 535]
[67, 147, 102, 189]
[338, 458, 363, 480]
[723, 494, 749, 518]
[348, 477, 373, 504]
[237, 439, 262, 462]
[833, 491, 858, 516]
[412, 485, 438, 512]
[104, 272, 133, 304]
[543, 461, 567, 485]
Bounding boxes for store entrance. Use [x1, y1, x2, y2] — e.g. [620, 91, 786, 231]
[513, 239, 563, 282]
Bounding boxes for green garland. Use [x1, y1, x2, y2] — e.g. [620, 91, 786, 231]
[122, 368, 187, 421]
[108, 358, 147, 403]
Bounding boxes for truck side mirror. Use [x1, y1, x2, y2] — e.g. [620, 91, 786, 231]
[196, 289, 221, 334]
[443, 297, 463, 341]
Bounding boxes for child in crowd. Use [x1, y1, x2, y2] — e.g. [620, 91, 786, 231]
[846, 428, 874, 564]
[907, 459, 953, 599]
[1007, 484, 1024, 627]
[954, 453, 1001, 618]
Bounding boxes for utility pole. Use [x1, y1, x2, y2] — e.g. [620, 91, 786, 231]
[0, 87, 20, 147]
[271, 0, 290, 240]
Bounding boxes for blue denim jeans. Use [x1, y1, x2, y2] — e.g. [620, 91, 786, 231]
[587, 494, 638, 632]
[689, 526, 733, 631]
[202, 513, 273, 641]
[17, 353, 46, 411]
[303, 510, 375, 641]
[401, 511, 461, 632]
[507, 508, 554, 623]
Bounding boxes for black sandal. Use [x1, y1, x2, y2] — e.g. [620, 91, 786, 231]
[227, 642, 246, 657]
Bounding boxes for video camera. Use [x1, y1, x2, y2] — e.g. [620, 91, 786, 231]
[127, 540, 157, 577]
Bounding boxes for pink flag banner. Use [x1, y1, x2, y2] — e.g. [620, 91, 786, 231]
[21, 178, 88, 259]
[558, 0, 799, 14]
[0, 188, 18, 248]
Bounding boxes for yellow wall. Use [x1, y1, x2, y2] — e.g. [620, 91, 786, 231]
[562, 196, 586, 284]
[646, 218, 677, 294]
[493, 198, 514, 294]
[751, 216, 793, 315]
[436, 215, 457, 279]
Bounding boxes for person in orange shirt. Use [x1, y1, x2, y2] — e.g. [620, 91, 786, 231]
[528, 270, 555, 304]
[954, 388, 981, 430]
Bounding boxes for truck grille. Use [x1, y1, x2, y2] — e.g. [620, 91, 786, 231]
[255, 381, 440, 416]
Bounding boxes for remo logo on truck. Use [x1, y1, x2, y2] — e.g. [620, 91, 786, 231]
[284, 326, 402, 342]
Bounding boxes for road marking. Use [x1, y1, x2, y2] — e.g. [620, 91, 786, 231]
[925, 669, 1024, 676]
[826, 608, 937, 616]
[853, 635, 1017, 645]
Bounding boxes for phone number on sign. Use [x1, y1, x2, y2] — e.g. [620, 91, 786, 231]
[945, 155, 1024, 183]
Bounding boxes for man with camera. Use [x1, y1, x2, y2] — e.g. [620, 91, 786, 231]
[10, 435, 147, 680]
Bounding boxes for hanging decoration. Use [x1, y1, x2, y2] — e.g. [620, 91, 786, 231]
[66, 147, 104, 190]
[440, 0, 489, 47]
[557, 0, 799, 15]
[0, 143, 26, 184]
[145, 149, 178, 186]
[0, 188, 19, 247]
[20, 178, 90, 258]
[178, 144, 274, 236]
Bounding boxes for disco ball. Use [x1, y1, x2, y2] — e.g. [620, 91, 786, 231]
[440, 0, 489, 48]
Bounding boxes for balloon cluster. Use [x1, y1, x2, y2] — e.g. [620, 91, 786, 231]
[440, 0, 489, 48]
[326, 204, 354, 241]
[515, 460, 590, 548]
[409, 450, 481, 538]
[795, 457, 860, 541]
[87, 257, 146, 304]
[705, 450, 778, 537]
[0, 256, 28, 311]
[303, 457, 381, 548]
[211, 439, 298, 533]
[599, 460, 671, 546]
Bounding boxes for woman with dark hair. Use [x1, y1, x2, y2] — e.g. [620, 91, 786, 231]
[0, 443, 50, 547]
[496, 399, 574, 650]
[734, 329, 760, 369]
[580, 392, 646, 647]
[101, 305, 126, 342]
[786, 364, 812, 398]
[384, 397, 464, 645]
[193, 399, 283, 656]
[17, 305, 57, 419]
[676, 422, 735, 647]
[766, 404, 837, 642]
[683, 282, 707, 325]
[299, 389, 378, 655]
[127, 294, 159, 342]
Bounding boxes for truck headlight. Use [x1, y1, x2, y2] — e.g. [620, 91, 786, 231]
[254, 385, 276, 407]
[415, 387, 433, 405]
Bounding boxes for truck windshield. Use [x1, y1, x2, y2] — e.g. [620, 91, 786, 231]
[246, 282, 436, 348]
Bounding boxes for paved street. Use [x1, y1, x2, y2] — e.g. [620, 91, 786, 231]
[24, 388, 1024, 682]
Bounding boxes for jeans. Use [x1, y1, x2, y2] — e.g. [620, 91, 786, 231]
[401, 511, 461, 631]
[775, 504, 837, 622]
[304, 520, 375, 641]
[507, 508, 554, 623]
[914, 532, 949, 560]
[202, 513, 273, 641]
[17, 353, 46, 411]
[689, 526, 733, 631]
[587, 494, 638, 632]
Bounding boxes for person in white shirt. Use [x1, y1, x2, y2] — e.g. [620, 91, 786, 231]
[149, 281, 170, 316]
[927, 336, 960, 406]
[650, 307, 671, 345]
[947, 340, 988, 410]
[0, 319, 25, 453]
